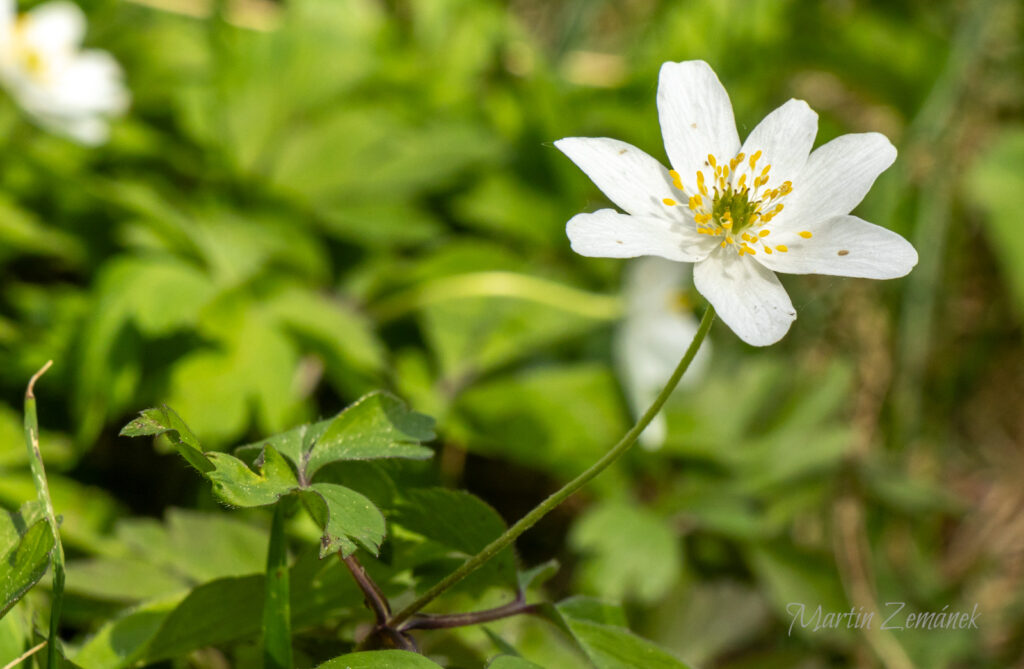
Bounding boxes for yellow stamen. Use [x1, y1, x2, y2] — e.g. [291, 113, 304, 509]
[775, 245, 788, 252]
[697, 171, 708, 196]
[663, 198, 677, 206]
[749, 150, 762, 169]
[798, 231, 812, 239]
[758, 229, 770, 237]
[669, 169, 683, 190]
[764, 246, 773, 254]
[707, 154, 717, 168]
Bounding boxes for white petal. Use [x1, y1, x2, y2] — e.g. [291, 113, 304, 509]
[567, 209, 714, 262]
[754, 215, 918, 279]
[0, 0, 15, 33]
[42, 113, 109, 145]
[738, 99, 817, 188]
[622, 255, 690, 314]
[657, 61, 740, 191]
[23, 1, 86, 52]
[616, 268, 708, 449]
[782, 132, 897, 224]
[555, 137, 679, 218]
[50, 51, 129, 114]
[694, 250, 796, 346]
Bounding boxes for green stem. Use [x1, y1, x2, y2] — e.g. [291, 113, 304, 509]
[262, 501, 293, 669]
[372, 272, 623, 322]
[387, 305, 716, 627]
[24, 361, 64, 669]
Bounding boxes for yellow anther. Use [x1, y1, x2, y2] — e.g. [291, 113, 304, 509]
[764, 246, 773, 254]
[726, 236, 734, 245]
[697, 171, 708, 196]
[780, 181, 793, 195]
[708, 154, 717, 168]
[721, 240, 728, 248]
[663, 198, 677, 206]
[743, 244, 756, 255]
[737, 174, 747, 190]
[688, 194, 701, 210]
[758, 229, 770, 237]
[722, 165, 730, 179]
[761, 165, 771, 177]
[775, 245, 788, 252]
[669, 169, 683, 190]
[798, 230, 812, 239]
[729, 155, 742, 171]
[721, 220, 732, 229]
[749, 150, 762, 169]
[741, 232, 754, 242]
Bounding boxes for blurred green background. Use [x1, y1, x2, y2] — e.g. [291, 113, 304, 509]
[1, 0, 1022, 666]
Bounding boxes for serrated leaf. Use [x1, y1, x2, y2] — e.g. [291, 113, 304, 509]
[205, 447, 298, 508]
[301, 483, 386, 558]
[236, 391, 436, 480]
[316, 650, 445, 669]
[551, 598, 694, 669]
[304, 391, 435, 478]
[0, 518, 55, 618]
[120, 405, 213, 474]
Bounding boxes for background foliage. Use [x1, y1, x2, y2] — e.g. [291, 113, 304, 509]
[1, 0, 1022, 667]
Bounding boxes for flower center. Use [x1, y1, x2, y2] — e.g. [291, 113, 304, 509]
[661, 150, 811, 256]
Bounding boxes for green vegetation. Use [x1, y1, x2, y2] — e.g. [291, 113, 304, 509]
[1, 0, 1021, 667]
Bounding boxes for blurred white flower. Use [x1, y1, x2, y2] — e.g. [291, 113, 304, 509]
[0, 0, 128, 144]
[616, 256, 709, 450]
[557, 60, 917, 346]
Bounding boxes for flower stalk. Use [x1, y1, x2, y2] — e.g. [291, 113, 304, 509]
[386, 305, 716, 628]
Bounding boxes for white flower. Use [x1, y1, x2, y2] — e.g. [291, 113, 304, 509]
[0, 0, 128, 144]
[616, 256, 709, 449]
[556, 60, 918, 346]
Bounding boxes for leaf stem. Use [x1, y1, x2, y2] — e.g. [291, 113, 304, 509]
[387, 306, 716, 627]
[341, 553, 391, 625]
[262, 502, 293, 669]
[399, 592, 539, 631]
[24, 361, 65, 669]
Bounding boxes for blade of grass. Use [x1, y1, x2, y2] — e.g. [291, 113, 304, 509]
[24, 361, 65, 669]
[262, 501, 293, 669]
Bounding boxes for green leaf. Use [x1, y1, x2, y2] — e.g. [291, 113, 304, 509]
[964, 127, 1024, 315]
[569, 502, 680, 603]
[74, 553, 366, 668]
[392, 488, 517, 592]
[206, 446, 299, 508]
[518, 559, 559, 592]
[237, 391, 435, 480]
[120, 405, 213, 474]
[316, 650, 446, 669]
[301, 483, 386, 558]
[455, 363, 628, 479]
[0, 517, 54, 618]
[487, 656, 547, 669]
[114, 509, 270, 583]
[63, 558, 189, 602]
[304, 392, 435, 478]
[551, 598, 694, 669]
